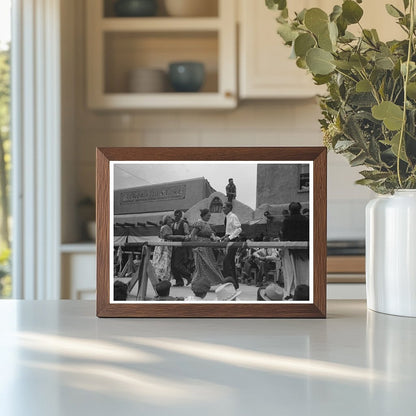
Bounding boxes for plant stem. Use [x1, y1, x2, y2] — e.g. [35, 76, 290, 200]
[397, 0, 415, 188]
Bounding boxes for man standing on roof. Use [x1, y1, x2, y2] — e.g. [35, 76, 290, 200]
[225, 178, 236, 202]
[222, 202, 242, 289]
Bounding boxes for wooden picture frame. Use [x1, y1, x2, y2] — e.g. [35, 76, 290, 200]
[96, 147, 327, 318]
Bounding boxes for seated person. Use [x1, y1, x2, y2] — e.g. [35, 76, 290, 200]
[153, 280, 176, 301]
[293, 284, 309, 301]
[215, 282, 242, 301]
[239, 240, 258, 282]
[114, 280, 128, 301]
[252, 237, 280, 287]
[257, 283, 284, 301]
[185, 279, 211, 302]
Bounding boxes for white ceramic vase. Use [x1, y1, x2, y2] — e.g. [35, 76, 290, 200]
[366, 190, 416, 317]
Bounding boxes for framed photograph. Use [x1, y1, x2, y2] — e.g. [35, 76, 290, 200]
[96, 147, 327, 318]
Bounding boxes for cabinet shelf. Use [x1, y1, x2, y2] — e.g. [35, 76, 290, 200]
[89, 92, 235, 110]
[101, 17, 221, 32]
[86, 0, 236, 109]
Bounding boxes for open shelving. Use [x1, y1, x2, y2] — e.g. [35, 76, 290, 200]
[86, 0, 237, 109]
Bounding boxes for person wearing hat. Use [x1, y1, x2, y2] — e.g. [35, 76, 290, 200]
[153, 280, 177, 301]
[190, 209, 224, 290]
[280, 202, 309, 299]
[293, 284, 309, 301]
[215, 282, 242, 301]
[185, 279, 211, 302]
[252, 236, 280, 287]
[171, 209, 192, 287]
[151, 215, 174, 282]
[257, 283, 284, 301]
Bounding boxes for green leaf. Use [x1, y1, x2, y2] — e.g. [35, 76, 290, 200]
[342, 0, 364, 24]
[369, 136, 382, 163]
[403, 0, 409, 10]
[296, 57, 308, 69]
[401, 61, 416, 76]
[333, 60, 352, 70]
[363, 29, 376, 46]
[371, 29, 380, 43]
[304, 8, 329, 35]
[306, 48, 336, 75]
[334, 140, 355, 152]
[343, 114, 367, 147]
[385, 4, 404, 18]
[356, 79, 372, 92]
[318, 27, 334, 52]
[372, 101, 404, 131]
[375, 55, 395, 70]
[407, 82, 416, 99]
[336, 15, 348, 36]
[294, 33, 316, 58]
[313, 74, 332, 85]
[350, 54, 368, 70]
[330, 5, 343, 22]
[328, 21, 338, 45]
[277, 23, 298, 43]
[350, 151, 368, 167]
[360, 170, 391, 181]
[355, 178, 378, 186]
[339, 31, 356, 43]
[266, 0, 287, 11]
[296, 8, 307, 23]
[389, 132, 409, 162]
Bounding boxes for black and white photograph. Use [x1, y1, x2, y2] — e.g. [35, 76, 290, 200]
[110, 161, 312, 303]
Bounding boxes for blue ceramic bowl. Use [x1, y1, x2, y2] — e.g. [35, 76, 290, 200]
[114, 0, 157, 17]
[168, 62, 205, 92]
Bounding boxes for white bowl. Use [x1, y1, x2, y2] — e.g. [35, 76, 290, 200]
[87, 221, 96, 241]
[128, 68, 167, 93]
[164, 0, 217, 17]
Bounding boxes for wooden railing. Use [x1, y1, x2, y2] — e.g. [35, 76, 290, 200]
[132, 241, 308, 249]
[123, 240, 308, 300]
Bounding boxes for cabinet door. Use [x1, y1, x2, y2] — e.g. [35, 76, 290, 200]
[239, 0, 404, 99]
[239, 0, 326, 99]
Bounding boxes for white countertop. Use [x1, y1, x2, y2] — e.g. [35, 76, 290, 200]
[0, 300, 415, 415]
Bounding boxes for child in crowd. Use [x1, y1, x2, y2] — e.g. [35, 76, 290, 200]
[185, 279, 211, 302]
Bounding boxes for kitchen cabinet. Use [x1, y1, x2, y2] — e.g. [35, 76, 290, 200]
[239, 0, 325, 99]
[238, 0, 404, 99]
[61, 245, 96, 300]
[86, 0, 237, 109]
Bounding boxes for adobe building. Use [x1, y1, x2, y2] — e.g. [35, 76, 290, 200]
[114, 177, 215, 239]
[184, 191, 254, 230]
[253, 163, 310, 228]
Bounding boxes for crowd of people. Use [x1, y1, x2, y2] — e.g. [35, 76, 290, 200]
[149, 202, 242, 298]
[114, 174, 310, 302]
[142, 199, 310, 302]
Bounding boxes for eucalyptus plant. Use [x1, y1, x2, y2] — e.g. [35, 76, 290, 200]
[266, 0, 416, 193]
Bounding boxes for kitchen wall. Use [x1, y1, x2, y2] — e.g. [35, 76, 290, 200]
[61, 0, 374, 243]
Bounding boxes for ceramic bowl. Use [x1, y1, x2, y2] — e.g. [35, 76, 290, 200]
[87, 221, 96, 241]
[114, 0, 158, 17]
[128, 68, 167, 93]
[164, 0, 217, 17]
[168, 62, 205, 92]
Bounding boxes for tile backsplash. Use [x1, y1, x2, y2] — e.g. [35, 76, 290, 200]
[72, 100, 373, 241]
[62, 0, 374, 242]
